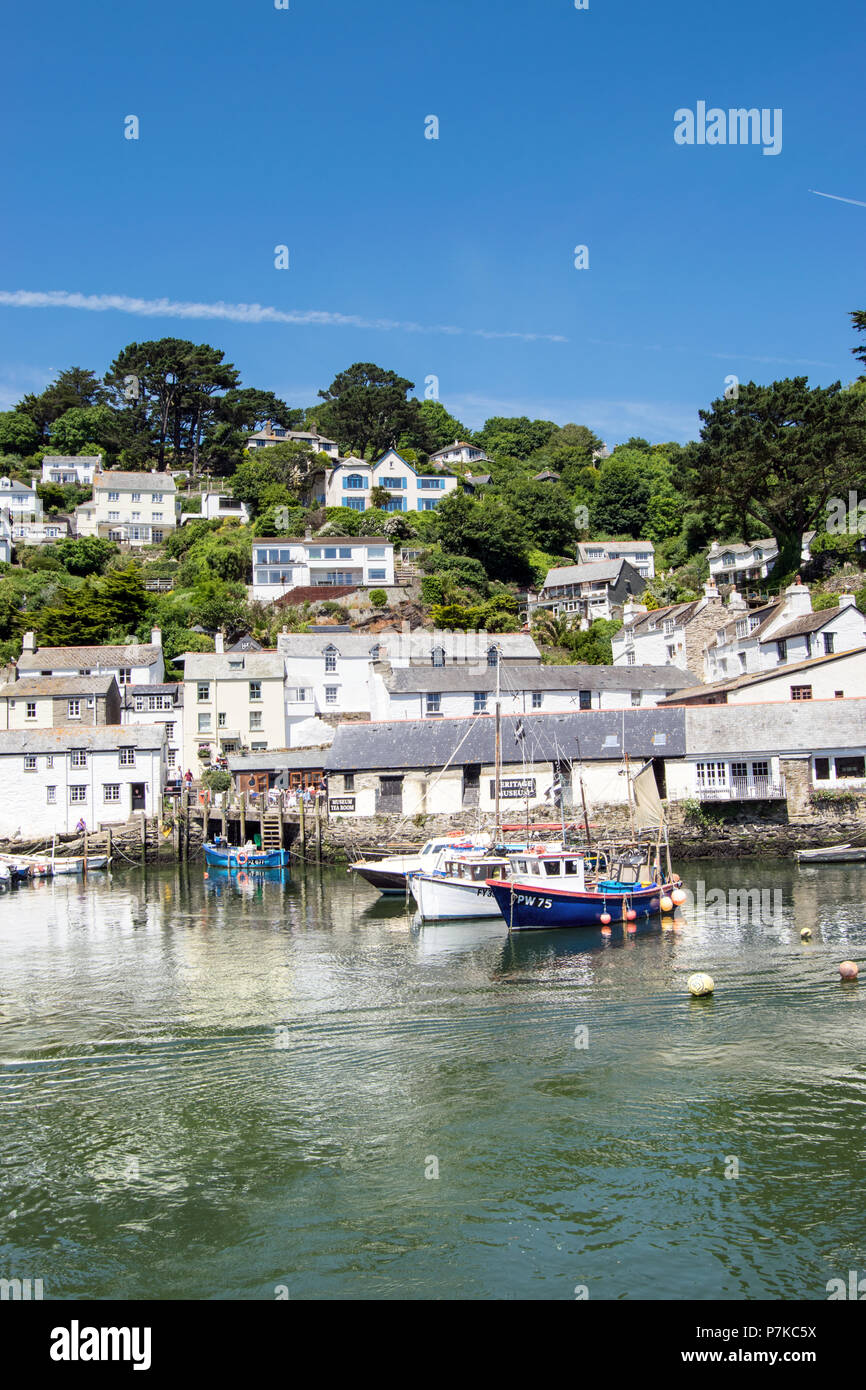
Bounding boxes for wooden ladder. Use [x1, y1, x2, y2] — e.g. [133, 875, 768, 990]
[260, 812, 283, 852]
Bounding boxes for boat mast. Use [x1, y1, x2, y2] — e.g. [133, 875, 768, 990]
[494, 651, 501, 840]
[575, 734, 592, 850]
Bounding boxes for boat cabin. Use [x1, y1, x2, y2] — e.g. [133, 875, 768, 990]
[436, 856, 510, 881]
[508, 852, 586, 890]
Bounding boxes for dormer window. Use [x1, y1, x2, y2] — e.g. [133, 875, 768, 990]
[431, 647, 446, 668]
[324, 645, 338, 672]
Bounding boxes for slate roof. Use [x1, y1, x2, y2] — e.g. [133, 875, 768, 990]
[183, 653, 285, 680]
[711, 538, 776, 556]
[254, 536, 393, 548]
[542, 559, 627, 588]
[758, 610, 841, 643]
[325, 708, 686, 771]
[228, 751, 329, 773]
[19, 643, 162, 670]
[628, 601, 701, 635]
[0, 726, 165, 753]
[381, 663, 694, 694]
[579, 540, 655, 555]
[94, 472, 176, 493]
[279, 634, 388, 658]
[0, 676, 116, 699]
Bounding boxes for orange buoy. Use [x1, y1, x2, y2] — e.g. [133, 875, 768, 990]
[601, 925, 612, 936]
[600, 911, 611, 925]
[839, 961, 859, 980]
[671, 888, 687, 906]
[660, 895, 674, 913]
[626, 908, 637, 921]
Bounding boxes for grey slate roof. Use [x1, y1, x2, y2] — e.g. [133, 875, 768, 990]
[278, 633, 388, 658]
[658, 644, 866, 703]
[381, 663, 694, 694]
[543, 559, 626, 588]
[0, 726, 165, 753]
[759, 610, 839, 642]
[228, 751, 328, 773]
[0, 676, 116, 699]
[277, 630, 542, 661]
[19, 643, 162, 670]
[183, 652, 285, 680]
[94, 472, 176, 493]
[629, 601, 701, 635]
[325, 708, 686, 772]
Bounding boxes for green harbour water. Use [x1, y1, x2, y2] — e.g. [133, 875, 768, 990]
[1, 858, 865, 1301]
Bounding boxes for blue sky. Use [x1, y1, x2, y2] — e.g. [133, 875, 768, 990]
[0, 0, 863, 446]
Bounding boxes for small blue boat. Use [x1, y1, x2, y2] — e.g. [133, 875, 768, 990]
[204, 843, 291, 872]
[484, 847, 680, 930]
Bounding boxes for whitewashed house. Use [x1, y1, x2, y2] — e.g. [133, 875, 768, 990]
[41, 456, 101, 486]
[17, 631, 166, 687]
[0, 675, 121, 729]
[532, 558, 645, 624]
[92, 471, 179, 543]
[0, 511, 11, 564]
[182, 492, 250, 526]
[0, 476, 41, 521]
[251, 536, 394, 602]
[369, 663, 693, 721]
[661, 646, 866, 707]
[181, 649, 287, 766]
[0, 725, 165, 837]
[246, 422, 340, 458]
[703, 584, 866, 682]
[123, 683, 184, 776]
[707, 534, 816, 586]
[323, 450, 458, 513]
[612, 583, 727, 676]
[428, 440, 489, 468]
[277, 631, 385, 743]
[382, 629, 541, 668]
[12, 516, 72, 547]
[577, 540, 656, 580]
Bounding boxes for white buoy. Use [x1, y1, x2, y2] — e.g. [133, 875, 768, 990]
[800, 927, 812, 940]
[688, 972, 715, 997]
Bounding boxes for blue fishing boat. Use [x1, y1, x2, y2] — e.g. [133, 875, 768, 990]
[484, 846, 681, 930]
[204, 843, 291, 872]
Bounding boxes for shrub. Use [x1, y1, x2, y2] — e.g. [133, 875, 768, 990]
[203, 768, 232, 794]
[369, 589, 388, 608]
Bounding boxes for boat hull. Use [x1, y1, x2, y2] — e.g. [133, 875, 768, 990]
[484, 878, 674, 930]
[349, 864, 412, 894]
[409, 872, 504, 920]
[204, 845, 291, 871]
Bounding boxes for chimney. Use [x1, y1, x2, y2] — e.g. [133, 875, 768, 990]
[726, 586, 746, 610]
[783, 578, 812, 617]
[304, 527, 313, 540]
[703, 579, 721, 603]
[214, 632, 224, 655]
[22, 630, 36, 653]
[622, 599, 648, 625]
[839, 592, 857, 609]
[151, 627, 162, 647]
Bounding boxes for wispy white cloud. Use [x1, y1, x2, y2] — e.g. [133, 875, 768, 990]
[447, 390, 700, 443]
[0, 288, 567, 344]
[809, 189, 866, 209]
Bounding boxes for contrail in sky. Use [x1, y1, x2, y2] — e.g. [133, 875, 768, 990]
[808, 189, 866, 208]
[0, 289, 567, 343]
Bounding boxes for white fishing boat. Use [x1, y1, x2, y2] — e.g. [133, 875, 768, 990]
[796, 844, 866, 864]
[49, 855, 108, 875]
[349, 832, 493, 895]
[408, 850, 512, 920]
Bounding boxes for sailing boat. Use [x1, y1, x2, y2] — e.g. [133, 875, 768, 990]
[483, 761, 685, 930]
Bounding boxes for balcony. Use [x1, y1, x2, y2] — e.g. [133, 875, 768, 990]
[690, 777, 787, 802]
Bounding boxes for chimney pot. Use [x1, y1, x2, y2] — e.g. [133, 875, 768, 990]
[214, 632, 224, 655]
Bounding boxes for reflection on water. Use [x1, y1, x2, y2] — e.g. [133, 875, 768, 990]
[1, 858, 865, 1300]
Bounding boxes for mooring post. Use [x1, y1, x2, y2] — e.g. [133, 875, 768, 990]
[240, 793, 247, 846]
[315, 792, 322, 865]
[299, 794, 306, 857]
[140, 812, 147, 867]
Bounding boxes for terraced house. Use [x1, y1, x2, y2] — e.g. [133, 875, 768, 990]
[181, 649, 287, 766]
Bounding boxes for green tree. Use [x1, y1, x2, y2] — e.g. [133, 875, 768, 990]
[317, 363, 417, 457]
[38, 582, 106, 645]
[47, 405, 118, 455]
[434, 491, 532, 584]
[474, 416, 557, 461]
[51, 537, 118, 576]
[411, 399, 470, 454]
[0, 412, 40, 456]
[682, 377, 866, 575]
[590, 460, 652, 537]
[17, 368, 109, 441]
[502, 479, 577, 553]
[95, 563, 150, 635]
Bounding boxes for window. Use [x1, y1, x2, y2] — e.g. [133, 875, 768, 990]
[824, 632, 835, 655]
[426, 692, 441, 715]
[165, 722, 175, 740]
[368, 568, 387, 580]
[730, 761, 748, 780]
[69, 786, 87, 803]
[836, 756, 866, 779]
[345, 498, 365, 511]
[626, 652, 636, 666]
[487, 647, 499, 668]
[325, 686, 338, 705]
[473, 692, 487, 714]
[835, 690, 844, 699]
[431, 647, 446, 667]
[153, 493, 163, 503]
[368, 546, 386, 558]
[663, 619, 675, 636]
[418, 477, 445, 489]
[167, 748, 176, 768]
[722, 553, 736, 567]
[132, 492, 141, 502]
[46, 756, 53, 768]
[26, 701, 36, 719]
[814, 757, 830, 780]
[286, 687, 310, 703]
[119, 747, 135, 766]
[118, 669, 132, 686]
[343, 474, 368, 489]
[68, 699, 81, 719]
[735, 619, 749, 639]
[46, 786, 56, 803]
[249, 681, 262, 701]
[249, 711, 263, 730]
[696, 761, 726, 787]
[380, 476, 406, 489]
[23, 754, 37, 772]
[665, 645, 676, 661]
[578, 690, 592, 710]
[107, 490, 119, 501]
[324, 649, 337, 672]
[131, 512, 141, 522]
[343, 773, 355, 793]
[790, 685, 812, 701]
[152, 530, 163, 544]
[108, 511, 120, 522]
[752, 761, 769, 778]
[776, 639, 788, 663]
[152, 512, 163, 522]
[103, 784, 121, 802]
[218, 712, 226, 728]
[532, 691, 543, 709]
[197, 683, 210, 702]
[70, 750, 87, 768]
[631, 691, 641, 707]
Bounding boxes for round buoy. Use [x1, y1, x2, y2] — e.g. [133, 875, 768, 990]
[688, 972, 715, 997]
[601, 925, 612, 937]
[600, 911, 611, 925]
[626, 908, 637, 921]
[660, 895, 674, 913]
[671, 888, 687, 906]
[839, 961, 859, 980]
[800, 926, 812, 940]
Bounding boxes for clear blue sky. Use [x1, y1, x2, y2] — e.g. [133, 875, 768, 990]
[0, 0, 863, 446]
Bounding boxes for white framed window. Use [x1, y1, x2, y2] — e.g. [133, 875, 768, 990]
[26, 701, 36, 719]
[118, 668, 132, 686]
[23, 754, 37, 771]
[249, 681, 262, 701]
[103, 784, 121, 802]
[69, 785, 88, 803]
[532, 691, 542, 709]
[197, 683, 210, 702]
[46, 786, 56, 803]
[70, 750, 87, 768]
[131, 492, 141, 502]
[325, 686, 338, 705]
[108, 510, 120, 522]
[426, 692, 441, 715]
[46, 755, 53, 768]
[68, 699, 81, 719]
[107, 490, 119, 502]
[198, 713, 211, 733]
[167, 748, 176, 768]
[249, 711, 263, 730]
[218, 712, 226, 728]
[324, 649, 337, 672]
[119, 747, 136, 767]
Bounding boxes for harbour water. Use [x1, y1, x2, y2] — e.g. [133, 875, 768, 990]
[1, 858, 865, 1301]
